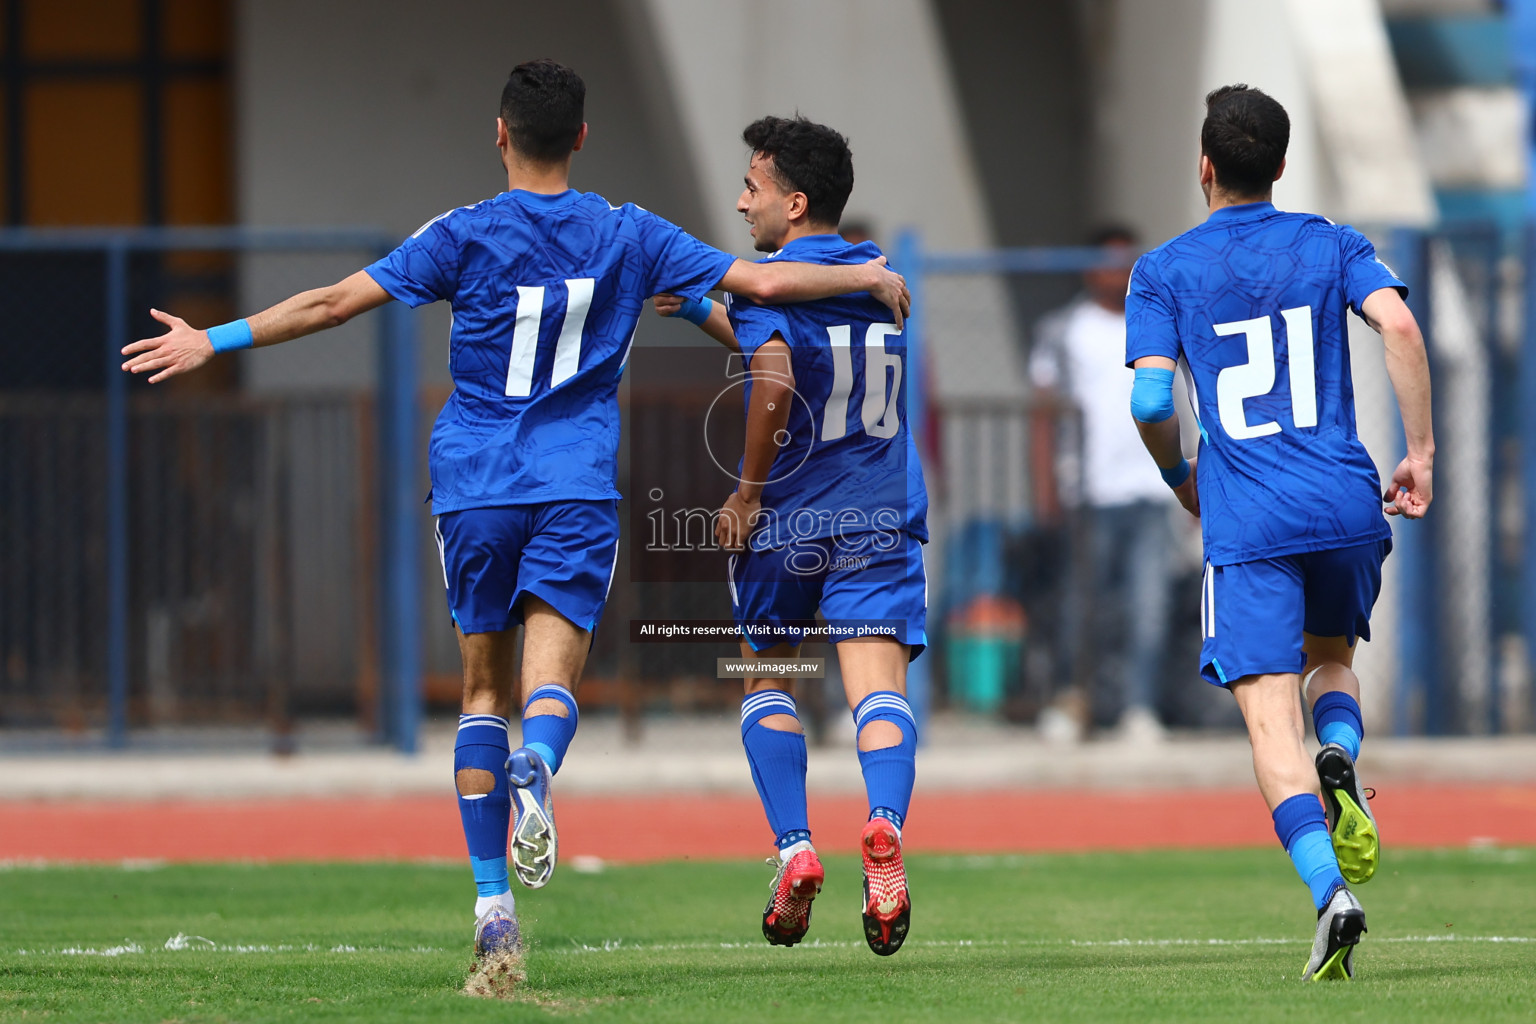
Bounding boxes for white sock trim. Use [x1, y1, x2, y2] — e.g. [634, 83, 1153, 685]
[778, 839, 815, 861]
[474, 891, 516, 920]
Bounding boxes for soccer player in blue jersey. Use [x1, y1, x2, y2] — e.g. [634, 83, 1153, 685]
[1125, 85, 1434, 981]
[656, 116, 928, 956]
[120, 60, 912, 959]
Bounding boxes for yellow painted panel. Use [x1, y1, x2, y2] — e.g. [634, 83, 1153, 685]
[26, 80, 142, 225]
[163, 0, 227, 60]
[26, 0, 141, 60]
[164, 78, 229, 224]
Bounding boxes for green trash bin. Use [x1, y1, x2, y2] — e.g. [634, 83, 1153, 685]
[945, 596, 1026, 713]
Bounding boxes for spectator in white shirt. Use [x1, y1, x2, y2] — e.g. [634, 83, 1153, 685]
[1030, 226, 1176, 742]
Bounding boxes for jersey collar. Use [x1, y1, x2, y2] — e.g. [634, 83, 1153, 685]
[767, 233, 848, 259]
[502, 188, 579, 208]
[1206, 200, 1276, 223]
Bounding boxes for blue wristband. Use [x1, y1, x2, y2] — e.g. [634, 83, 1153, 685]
[677, 296, 713, 326]
[1160, 458, 1191, 488]
[206, 319, 253, 353]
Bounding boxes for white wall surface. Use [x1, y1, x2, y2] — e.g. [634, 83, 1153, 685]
[641, 0, 995, 253]
[234, 0, 715, 391]
[1091, 0, 1429, 725]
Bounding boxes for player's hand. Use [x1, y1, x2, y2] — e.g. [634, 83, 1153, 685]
[1172, 455, 1200, 518]
[653, 293, 684, 317]
[716, 490, 762, 552]
[865, 257, 911, 331]
[1384, 454, 1433, 518]
[121, 309, 215, 383]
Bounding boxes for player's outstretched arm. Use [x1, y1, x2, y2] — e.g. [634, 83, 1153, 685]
[717, 337, 793, 552]
[719, 257, 910, 329]
[1360, 287, 1434, 518]
[1130, 355, 1199, 517]
[121, 271, 392, 384]
[653, 293, 739, 351]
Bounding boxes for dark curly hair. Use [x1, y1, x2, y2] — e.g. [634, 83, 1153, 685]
[742, 115, 854, 227]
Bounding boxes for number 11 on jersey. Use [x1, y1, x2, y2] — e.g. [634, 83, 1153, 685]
[505, 278, 595, 397]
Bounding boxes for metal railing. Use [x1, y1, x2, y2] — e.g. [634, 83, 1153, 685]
[1, 223, 1526, 750]
[900, 225, 1529, 735]
[0, 228, 421, 751]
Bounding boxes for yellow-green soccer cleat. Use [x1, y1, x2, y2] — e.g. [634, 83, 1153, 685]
[1315, 743, 1378, 884]
[1301, 886, 1366, 981]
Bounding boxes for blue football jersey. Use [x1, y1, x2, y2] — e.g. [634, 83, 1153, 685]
[1125, 202, 1403, 565]
[727, 234, 929, 551]
[366, 189, 735, 513]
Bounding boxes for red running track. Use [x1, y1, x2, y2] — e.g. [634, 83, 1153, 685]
[2, 785, 1534, 863]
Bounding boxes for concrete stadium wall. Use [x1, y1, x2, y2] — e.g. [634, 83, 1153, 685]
[640, 0, 995, 253]
[234, 0, 716, 391]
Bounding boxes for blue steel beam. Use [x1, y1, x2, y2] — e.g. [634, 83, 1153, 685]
[895, 229, 930, 741]
[380, 301, 421, 754]
[105, 243, 130, 748]
[1514, 0, 1536, 732]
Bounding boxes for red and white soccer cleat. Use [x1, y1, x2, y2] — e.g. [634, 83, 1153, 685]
[761, 847, 824, 946]
[860, 816, 911, 955]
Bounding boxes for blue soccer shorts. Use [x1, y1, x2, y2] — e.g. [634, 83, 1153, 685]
[727, 531, 928, 659]
[434, 500, 620, 635]
[1199, 537, 1392, 688]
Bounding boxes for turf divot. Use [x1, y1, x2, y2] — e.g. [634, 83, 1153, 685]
[461, 947, 526, 999]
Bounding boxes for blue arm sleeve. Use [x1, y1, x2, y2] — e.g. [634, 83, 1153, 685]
[1130, 367, 1176, 423]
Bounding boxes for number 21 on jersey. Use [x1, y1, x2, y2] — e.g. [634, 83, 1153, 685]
[1213, 305, 1315, 440]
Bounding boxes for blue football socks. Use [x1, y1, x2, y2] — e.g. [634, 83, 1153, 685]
[1273, 793, 1347, 910]
[521, 683, 579, 774]
[740, 690, 811, 851]
[1312, 690, 1363, 761]
[455, 714, 512, 898]
[853, 691, 917, 829]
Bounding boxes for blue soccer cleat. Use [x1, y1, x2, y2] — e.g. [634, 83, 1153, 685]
[473, 903, 520, 957]
[506, 747, 558, 889]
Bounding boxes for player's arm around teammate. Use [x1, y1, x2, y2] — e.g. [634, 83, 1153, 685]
[120, 63, 917, 963]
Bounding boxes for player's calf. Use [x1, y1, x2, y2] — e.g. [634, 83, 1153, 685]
[850, 690, 916, 956]
[455, 714, 517, 919]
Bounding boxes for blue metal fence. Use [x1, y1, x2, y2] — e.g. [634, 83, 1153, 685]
[902, 228, 1527, 736]
[2, 224, 1525, 747]
[0, 228, 421, 752]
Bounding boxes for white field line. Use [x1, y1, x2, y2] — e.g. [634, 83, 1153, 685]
[7, 932, 1530, 958]
[548, 934, 1534, 955]
[9, 934, 444, 956]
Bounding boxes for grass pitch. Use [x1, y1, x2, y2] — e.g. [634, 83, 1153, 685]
[1, 848, 1532, 1023]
